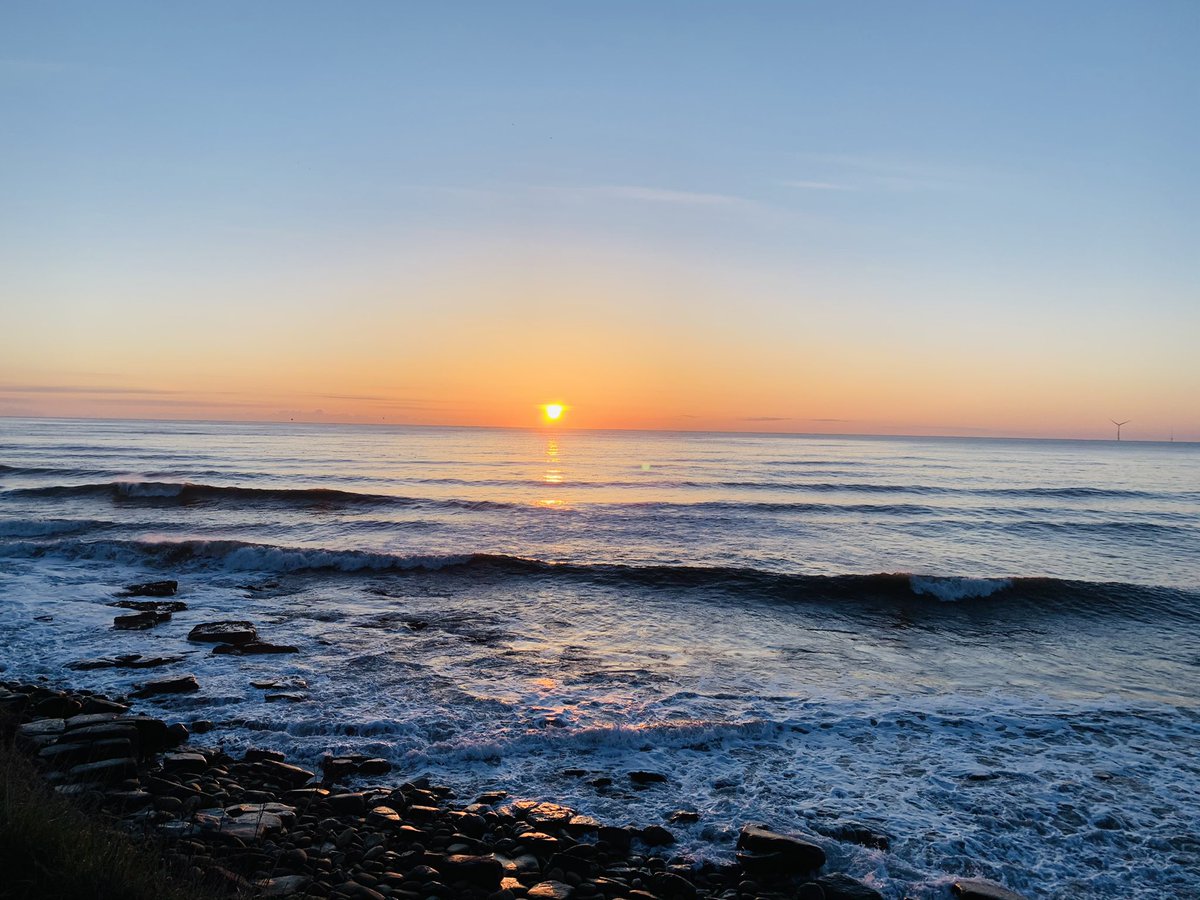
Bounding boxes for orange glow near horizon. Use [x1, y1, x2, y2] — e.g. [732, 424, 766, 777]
[542, 403, 565, 423]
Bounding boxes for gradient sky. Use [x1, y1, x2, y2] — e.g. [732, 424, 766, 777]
[2, 1, 1197, 439]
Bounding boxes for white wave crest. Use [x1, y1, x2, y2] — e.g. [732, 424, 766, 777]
[909, 574, 1013, 602]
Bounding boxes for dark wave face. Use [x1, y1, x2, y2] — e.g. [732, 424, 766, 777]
[2, 418, 1199, 900]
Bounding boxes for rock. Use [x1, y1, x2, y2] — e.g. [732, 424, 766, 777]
[650, 872, 697, 899]
[820, 822, 891, 851]
[188, 621, 258, 645]
[526, 881, 573, 900]
[165, 722, 189, 746]
[629, 771, 668, 785]
[736, 824, 826, 875]
[111, 599, 188, 613]
[359, 757, 391, 776]
[667, 810, 700, 824]
[816, 873, 883, 900]
[17, 718, 65, 739]
[260, 874, 312, 896]
[132, 674, 199, 698]
[68, 654, 184, 670]
[31, 694, 82, 718]
[797, 885, 826, 900]
[256, 759, 315, 788]
[244, 748, 286, 763]
[368, 805, 403, 825]
[435, 854, 503, 889]
[162, 751, 208, 773]
[81, 697, 130, 715]
[118, 580, 178, 597]
[597, 825, 633, 851]
[227, 801, 298, 827]
[951, 879, 1029, 900]
[265, 693, 307, 703]
[113, 610, 172, 630]
[192, 719, 214, 733]
[190, 807, 284, 841]
[67, 756, 138, 784]
[212, 641, 298, 655]
[516, 801, 574, 827]
[639, 824, 675, 846]
[327, 792, 369, 814]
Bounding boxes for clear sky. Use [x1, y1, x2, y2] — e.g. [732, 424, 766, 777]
[2, 1, 1197, 439]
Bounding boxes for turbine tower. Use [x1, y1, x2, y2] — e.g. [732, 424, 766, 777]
[1110, 419, 1130, 441]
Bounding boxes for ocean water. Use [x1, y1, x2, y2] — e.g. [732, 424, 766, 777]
[2, 417, 1199, 898]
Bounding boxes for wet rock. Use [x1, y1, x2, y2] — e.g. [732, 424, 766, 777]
[951, 879, 1029, 900]
[266, 692, 307, 703]
[114, 609, 173, 629]
[165, 722, 189, 746]
[40, 738, 134, 769]
[816, 873, 883, 900]
[260, 874, 312, 896]
[212, 640, 298, 655]
[31, 694, 82, 718]
[188, 621, 258, 645]
[435, 854, 503, 889]
[68, 654, 184, 671]
[67, 756, 138, 784]
[736, 824, 826, 875]
[516, 801, 574, 827]
[81, 697, 130, 715]
[257, 759, 316, 788]
[819, 822, 890, 851]
[111, 599, 188, 613]
[651, 872, 697, 899]
[162, 751, 208, 773]
[629, 771, 668, 785]
[526, 881, 573, 900]
[118, 580, 178, 597]
[597, 825, 633, 851]
[132, 674, 199, 698]
[189, 807, 285, 841]
[639, 824, 675, 846]
[359, 757, 391, 776]
[667, 810, 700, 824]
[227, 801, 298, 827]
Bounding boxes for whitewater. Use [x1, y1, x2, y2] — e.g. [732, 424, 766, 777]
[2, 417, 1199, 898]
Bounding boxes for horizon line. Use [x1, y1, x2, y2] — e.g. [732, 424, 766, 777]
[1, 413, 1194, 445]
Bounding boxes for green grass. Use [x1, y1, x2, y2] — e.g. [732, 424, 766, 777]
[0, 731, 224, 900]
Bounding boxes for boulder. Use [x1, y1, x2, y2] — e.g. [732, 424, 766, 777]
[629, 770, 668, 784]
[132, 674, 199, 698]
[68, 654, 184, 670]
[952, 879, 1029, 900]
[113, 610, 171, 630]
[111, 599, 187, 613]
[817, 873, 884, 900]
[526, 882, 573, 900]
[212, 641, 298, 655]
[117, 580, 178, 597]
[188, 621, 258, 645]
[737, 824, 826, 875]
[434, 854, 503, 889]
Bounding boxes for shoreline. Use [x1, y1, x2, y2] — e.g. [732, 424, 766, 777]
[0, 676, 1025, 900]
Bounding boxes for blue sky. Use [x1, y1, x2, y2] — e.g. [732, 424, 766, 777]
[2, 2, 1197, 436]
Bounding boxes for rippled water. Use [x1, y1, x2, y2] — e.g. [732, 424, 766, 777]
[2, 418, 1198, 898]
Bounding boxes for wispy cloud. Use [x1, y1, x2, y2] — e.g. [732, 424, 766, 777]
[782, 180, 857, 192]
[741, 415, 792, 422]
[583, 185, 748, 207]
[0, 384, 185, 396]
[783, 154, 976, 194]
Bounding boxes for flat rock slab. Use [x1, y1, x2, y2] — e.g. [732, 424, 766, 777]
[68, 654, 185, 670]
[227, 801, 298, 827]
[737, 824, 827, 874]
[817, 873, 885, 900]
[526, 881, 574, 900]
[952, 879, 1029, 900]
[188, 621, 258, 644]
[111, 599, 188, 613]
[213, 641, 298, 655]
[114, 610, 172, 630]
[133, 674, 199, 698]
[189, 807, 284, 841]
[117, 580, 178, 597]
[259, 875, 312, 897]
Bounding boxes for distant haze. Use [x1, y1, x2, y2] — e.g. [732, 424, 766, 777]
[2, 2, 1197, 440]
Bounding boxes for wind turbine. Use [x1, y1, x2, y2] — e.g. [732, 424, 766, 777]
[1110, 419, 1130, 441]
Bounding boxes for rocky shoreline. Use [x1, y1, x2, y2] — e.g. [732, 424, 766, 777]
[0, 580, 1028, 900]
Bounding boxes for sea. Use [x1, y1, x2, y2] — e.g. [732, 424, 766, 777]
[1, 417, 1198, 898]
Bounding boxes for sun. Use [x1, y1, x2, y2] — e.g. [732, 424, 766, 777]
[542, 403, 565, 422]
